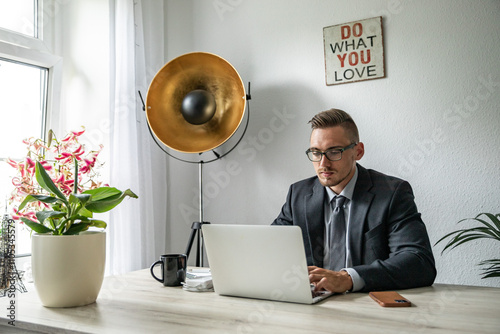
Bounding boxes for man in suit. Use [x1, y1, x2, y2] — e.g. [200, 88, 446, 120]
[272, 109, 436, 293]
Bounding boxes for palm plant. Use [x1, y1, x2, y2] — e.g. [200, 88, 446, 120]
[435, 213, 500, 279]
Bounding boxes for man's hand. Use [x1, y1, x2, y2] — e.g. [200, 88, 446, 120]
[308, 266, 353, 293]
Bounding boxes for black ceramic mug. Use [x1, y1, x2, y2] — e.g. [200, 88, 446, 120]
[150, 254, 187, 286]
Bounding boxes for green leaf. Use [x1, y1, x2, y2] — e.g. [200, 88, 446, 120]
[83, 187, 122, 201]
[479, 259, 500, 279]
[35, 161, 67, 202]
[435, 216, 500, 254]
[479, 259, 500, 266]
[36, 211, 66, 224]
[66, 214, 91, 222]
[63, 223, 91, 235]
[482, 272, 500, 279]
[69, 193, 91, 206]
[57, 218, 68, 234]
[76, 206, 93, 218]
[443, 234, 494, 252]
[18, 194, 60, 211]
[51, 202, 66, 212]
[89, 220, 107, 229]
[48, 217, 57, 231]
[85, 188, 138, 213]
[436, 213, 500, 280]
[21, 217, 54, 234]
[476, 213, 500, 238]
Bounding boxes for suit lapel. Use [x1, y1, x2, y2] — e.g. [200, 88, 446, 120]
[349, 164, 374, 266]
[304, 179, 326, 267]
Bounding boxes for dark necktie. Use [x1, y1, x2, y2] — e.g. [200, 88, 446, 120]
[329, 195, 347, 271]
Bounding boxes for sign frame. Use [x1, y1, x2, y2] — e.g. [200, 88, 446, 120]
[323, 16, 385, 86]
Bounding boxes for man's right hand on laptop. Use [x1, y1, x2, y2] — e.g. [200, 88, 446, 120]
[308, 266, 353, 293]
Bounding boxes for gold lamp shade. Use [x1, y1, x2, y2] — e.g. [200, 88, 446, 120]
[145, 52, 246, 153]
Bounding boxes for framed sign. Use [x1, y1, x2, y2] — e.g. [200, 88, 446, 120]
[323, 16, 385, 85]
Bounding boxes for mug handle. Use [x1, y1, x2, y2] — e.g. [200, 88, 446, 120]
[150, 260, 164, 283]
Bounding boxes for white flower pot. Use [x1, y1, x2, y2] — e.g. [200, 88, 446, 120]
[31, 231, 106, 307]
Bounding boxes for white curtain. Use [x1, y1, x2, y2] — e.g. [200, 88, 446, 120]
[108, 0, 167, 275]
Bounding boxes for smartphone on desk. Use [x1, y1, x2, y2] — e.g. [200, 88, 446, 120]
[369, 291, 411, 307]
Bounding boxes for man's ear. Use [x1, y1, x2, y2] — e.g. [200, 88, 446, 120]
[355, 142, 365, 160]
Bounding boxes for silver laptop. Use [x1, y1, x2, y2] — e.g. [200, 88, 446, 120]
[202, 224, 333, 304]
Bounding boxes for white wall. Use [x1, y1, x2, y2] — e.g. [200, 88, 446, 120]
[164, 0, 500, 287]
[54, 0, 499, 286]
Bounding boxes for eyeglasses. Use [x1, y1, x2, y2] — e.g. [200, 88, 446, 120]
[305, 143, 356, 162]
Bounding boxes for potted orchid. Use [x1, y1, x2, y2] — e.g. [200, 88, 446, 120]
[7, 128, 137, 307]
[8, 128, 137, 234]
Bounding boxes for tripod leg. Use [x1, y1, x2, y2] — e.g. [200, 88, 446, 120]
[184, 222, 210, 267]
[196, 230, 201, 267]
[185, 225, 198, 261]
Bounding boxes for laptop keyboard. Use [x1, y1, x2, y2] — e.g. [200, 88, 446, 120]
[311, 285, 333, 302]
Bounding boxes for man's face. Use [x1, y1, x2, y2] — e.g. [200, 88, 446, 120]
[309, 126, 364, 194]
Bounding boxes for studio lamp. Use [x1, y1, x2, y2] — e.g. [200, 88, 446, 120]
[142, 52, 251, 266]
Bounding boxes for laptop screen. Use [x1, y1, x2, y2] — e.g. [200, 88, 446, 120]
[202, 224, 329, 304]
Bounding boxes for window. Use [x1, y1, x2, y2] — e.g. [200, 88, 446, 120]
[0, 59, 48, 255]
[0, 0, 38, 38]
[0, 58, 48, 157]
[0, 0, 61, 257]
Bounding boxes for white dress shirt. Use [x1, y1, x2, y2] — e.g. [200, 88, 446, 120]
[323, 166, 366, 292]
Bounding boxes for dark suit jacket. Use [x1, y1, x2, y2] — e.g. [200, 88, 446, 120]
[272, 164, 436, 291]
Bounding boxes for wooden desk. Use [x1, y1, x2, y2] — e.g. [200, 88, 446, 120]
[1, 269, 499, 333]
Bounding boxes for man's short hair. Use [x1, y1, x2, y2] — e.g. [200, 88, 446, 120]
[308, 108, 360, 143]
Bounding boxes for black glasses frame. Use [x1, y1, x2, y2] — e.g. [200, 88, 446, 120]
[305, 143, 356, 162]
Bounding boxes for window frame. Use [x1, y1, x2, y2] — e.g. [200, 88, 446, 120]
[0, 0, 62, 256]
[0, 0, 62, 138]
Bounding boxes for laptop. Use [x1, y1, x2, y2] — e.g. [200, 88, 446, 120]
[202, 224, 333, 304]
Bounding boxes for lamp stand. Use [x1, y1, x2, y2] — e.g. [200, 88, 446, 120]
[184, 161, 209, 267]
[139, 81, 252, 268]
